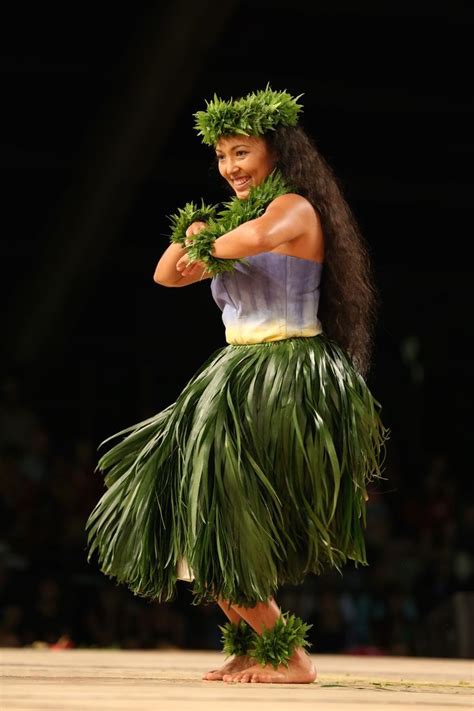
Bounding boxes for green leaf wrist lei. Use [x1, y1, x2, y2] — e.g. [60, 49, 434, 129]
[168, 200, 218, 244]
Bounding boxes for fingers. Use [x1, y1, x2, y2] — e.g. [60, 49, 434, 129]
[176, 258, 187, 274]
[176, 248, 207, 277]
[176, 259, 201, 277]
[185, 221, 208, 238]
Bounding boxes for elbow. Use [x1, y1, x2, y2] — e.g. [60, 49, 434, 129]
[153, 269, 163, 285]
[153, 269, 174, 287]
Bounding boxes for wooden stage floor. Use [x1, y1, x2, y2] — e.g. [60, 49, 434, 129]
[1, 648, 472, 710]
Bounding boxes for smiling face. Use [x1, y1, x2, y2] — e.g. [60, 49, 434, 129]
[215, 135, 275, 198]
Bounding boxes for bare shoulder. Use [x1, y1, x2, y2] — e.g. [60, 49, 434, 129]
[263, 192, 323, 260]
[266, 193, 318, 220]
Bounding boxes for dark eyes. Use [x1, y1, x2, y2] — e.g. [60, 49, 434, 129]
[216, 150, 248, 161]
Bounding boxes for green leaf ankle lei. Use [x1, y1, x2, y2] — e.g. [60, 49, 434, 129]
[251, 614, 312, 669]
[219, 614, 312, 669]
[219, 620, 255, 658]
[168, 170, 291, 275]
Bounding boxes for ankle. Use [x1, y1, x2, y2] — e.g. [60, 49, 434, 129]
[250, 613, 313, 669]
[220, 620, 254, 657]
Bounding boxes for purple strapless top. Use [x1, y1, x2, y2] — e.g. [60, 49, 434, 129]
[210, 252, 323, 344]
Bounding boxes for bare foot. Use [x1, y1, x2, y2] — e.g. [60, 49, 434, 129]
[203, 654, 254, 681]
[222, 648, 316, 684]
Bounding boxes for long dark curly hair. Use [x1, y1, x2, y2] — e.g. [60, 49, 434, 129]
[266, 125, 378, 376]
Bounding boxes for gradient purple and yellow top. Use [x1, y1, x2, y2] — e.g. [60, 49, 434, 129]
[210, 252, 323, 345]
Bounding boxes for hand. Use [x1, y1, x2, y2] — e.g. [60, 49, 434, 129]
[176, 252, 208, 277]
[185, 221, 207, 246]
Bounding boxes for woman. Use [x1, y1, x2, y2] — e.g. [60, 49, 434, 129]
[86, 87, 387, 684]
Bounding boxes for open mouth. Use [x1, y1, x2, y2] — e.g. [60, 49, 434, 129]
[233, 176, 251, 191]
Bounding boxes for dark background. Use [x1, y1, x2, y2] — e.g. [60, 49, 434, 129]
[1, 1, 472, 656]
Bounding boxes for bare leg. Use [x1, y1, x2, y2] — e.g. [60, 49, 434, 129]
[231, 597, 282, 632]
[217, 599, 242, 625]
[202, 600, 254, 681]
[222, 599, 316, 684]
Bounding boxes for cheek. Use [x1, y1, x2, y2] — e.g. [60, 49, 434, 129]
[258, 159, 273, 180]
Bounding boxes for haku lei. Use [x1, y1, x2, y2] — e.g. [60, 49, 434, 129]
[194, 84, 303, 146]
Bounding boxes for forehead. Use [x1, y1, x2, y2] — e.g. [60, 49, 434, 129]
[215, 135, 267, 152]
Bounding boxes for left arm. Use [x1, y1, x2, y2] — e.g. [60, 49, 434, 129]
[176, 194, 314, 276]
[211, 193, 312, 258]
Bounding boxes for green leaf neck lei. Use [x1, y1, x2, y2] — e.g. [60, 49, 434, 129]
[168, 171, 292, 275]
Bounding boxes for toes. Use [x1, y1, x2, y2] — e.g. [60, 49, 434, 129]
[250, 673, 272, 683]
[223, 671, 246, 683]
[239, 673, 252, 683]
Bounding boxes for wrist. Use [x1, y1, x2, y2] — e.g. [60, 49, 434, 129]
[168, 201, 217, 247]
[185, 227, 241, 275]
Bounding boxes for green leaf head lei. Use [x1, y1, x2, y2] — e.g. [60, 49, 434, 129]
[194, 84, 304, 146]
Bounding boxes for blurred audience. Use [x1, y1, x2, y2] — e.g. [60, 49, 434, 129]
[0, 375, 472, 656]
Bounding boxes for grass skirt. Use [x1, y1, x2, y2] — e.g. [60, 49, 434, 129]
[86, 335, 387, 606]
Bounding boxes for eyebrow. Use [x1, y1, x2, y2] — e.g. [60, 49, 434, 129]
[215, 144, 250, 154]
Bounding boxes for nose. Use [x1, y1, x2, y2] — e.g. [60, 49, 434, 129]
[221, 156, 239, 177]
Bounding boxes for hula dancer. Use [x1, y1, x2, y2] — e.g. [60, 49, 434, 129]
[86, 86, 388, 683]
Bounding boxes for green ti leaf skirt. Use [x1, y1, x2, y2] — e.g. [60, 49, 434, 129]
[86, 335, 387, 606]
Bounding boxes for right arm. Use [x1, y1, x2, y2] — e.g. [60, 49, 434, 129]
[153, 222, 213, 287]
